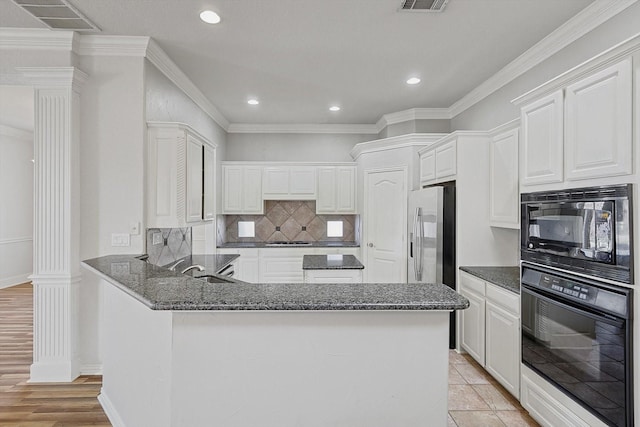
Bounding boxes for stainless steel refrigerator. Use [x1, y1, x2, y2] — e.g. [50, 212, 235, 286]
[408, 184, 456, 348]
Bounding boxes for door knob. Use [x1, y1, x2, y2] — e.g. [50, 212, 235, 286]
[368, 243, 374, 248]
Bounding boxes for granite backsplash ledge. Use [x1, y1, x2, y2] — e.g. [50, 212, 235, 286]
[218, 200, 359, 245]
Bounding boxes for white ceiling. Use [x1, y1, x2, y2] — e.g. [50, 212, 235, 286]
[0, 0, 594, 125]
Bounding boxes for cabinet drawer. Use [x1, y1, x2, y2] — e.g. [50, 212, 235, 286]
[459, 271, 485, 296]
[486, 283, 519, 316]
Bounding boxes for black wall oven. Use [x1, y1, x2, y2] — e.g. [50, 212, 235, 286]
[521, 184, 632, 283]
[521, 263, 633, 427]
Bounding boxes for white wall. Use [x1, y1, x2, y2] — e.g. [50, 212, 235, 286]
[451, 2, 640, 131]
[0, 124, 33, 289]
[226, 132, 371, 162]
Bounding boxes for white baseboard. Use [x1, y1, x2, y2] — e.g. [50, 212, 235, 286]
[98, 388, 127, 427]
[79, 363, 103, 376]
[0, 273, 31, 289]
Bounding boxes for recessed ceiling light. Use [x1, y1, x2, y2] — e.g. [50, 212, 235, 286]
[247, 99, 259, 105]
[329, 106, 340, 112]
[200, 10, 221, 24]
[406, 77, 421, 85]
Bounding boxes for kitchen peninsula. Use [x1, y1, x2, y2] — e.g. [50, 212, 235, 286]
[83, 255, 469, 427]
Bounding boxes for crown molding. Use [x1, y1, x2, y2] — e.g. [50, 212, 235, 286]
[487, 118, 520, 137]
[0, 124, 33, 140]
[17, 66, 89, 90]
[0, 28, 75, 50]
[145, 39, 229, 131]
[227, 123, 379, 134]
[350, 133, 448, 159]
[375, 108, 452, 132]
[512, 31, 640, 107]
[449, 0, 638, 117]
[76, 35, 150, 56]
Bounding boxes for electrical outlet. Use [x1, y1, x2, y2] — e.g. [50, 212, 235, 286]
[152, 232, 163, 245]
[130, 221, 140, 235]
[111, 233, 130, 247]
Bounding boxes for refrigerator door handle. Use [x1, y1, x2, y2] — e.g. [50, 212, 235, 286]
[414, 207, 423, 281]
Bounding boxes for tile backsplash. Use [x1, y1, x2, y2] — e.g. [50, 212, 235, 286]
[146, 227, 191, 266]
[221, 200, 357, 244]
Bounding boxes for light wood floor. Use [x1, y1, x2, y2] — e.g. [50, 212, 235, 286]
[1, 283, 537, 426]
[0, 283, 110, 426]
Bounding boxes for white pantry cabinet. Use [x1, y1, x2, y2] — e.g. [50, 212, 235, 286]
[147, 122, 216, 228]
[263, 166, 316, 200]
[418, 136, 457, 186]
[221, 165, 263, 214]
[489, 125, 519, 229]
[459, 270, 520, 399]
[316, 166, 357, 214]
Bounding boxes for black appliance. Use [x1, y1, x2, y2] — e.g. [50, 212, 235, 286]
[521, 184, 633, 284]
[521, 263, 633, 427]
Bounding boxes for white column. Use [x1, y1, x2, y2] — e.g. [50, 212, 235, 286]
[20, 67, 88, 383]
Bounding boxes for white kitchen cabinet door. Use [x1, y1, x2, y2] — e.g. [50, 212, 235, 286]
[203, 144, 215, 221]
[419, 150, 436, 185]
[489, 128, 519, 229]
[564, 59, 632, 181]
[485, 300, 520, 398]
[289, 167, 316, 197]
[236, 249, 260, 283]
[520, 91, 564, 186]
[316, 167, 337, 212]
[435, 140, 456, 181]
[259, 251, 304, 283]
[222, 165, 263, 214]
[242, 167, 264, 213]
[317, 166, 356, 214]
[262, 167, 290, 198]
[304, 269, 362, 283]
[459, 272, 486, 366]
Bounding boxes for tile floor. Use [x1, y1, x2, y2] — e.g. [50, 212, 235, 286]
[447, 350, 540, 426]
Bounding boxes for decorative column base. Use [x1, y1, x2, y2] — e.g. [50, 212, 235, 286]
[29, 275, 80, 383]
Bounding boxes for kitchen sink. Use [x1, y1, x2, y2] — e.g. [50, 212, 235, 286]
[195, 275, 235, 284]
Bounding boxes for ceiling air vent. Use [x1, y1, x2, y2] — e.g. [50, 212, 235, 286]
[11, 0, 100, 31]
[400, 0, 449, 12]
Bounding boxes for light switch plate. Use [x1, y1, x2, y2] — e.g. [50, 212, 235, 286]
[111, 233, 130, 247]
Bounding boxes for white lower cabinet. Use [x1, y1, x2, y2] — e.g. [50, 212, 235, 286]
[304, 269, 362, 284]
[259, 249, 304, 283]
[459, 270, 520, 399]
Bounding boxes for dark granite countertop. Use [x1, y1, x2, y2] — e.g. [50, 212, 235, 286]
[82, 255, 469, 311]
[459, 266, 520, 294]
[303, 255, 364, 270]
[162, 254, 238, 276]
[219, 241, 360, 248]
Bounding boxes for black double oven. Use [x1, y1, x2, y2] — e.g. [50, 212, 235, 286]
[521, 184, 633, 427]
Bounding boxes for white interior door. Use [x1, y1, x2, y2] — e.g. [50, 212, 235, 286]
[365, 168, 407, 283]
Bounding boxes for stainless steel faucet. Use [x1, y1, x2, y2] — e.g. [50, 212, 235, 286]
[181, 265, 205, 274]
[167, 259, 185, 271]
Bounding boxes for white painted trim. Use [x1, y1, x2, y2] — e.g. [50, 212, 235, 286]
[18, 66, 89, 90]
[450, 0, 638, 117]
[0, 236, 32, 245]
[98, 390, 127, 427]
[512, 31, 640, 106]
[487, 118, 520, 137]
[0, 274, 31, 290]
[227, 123, 379, 134]
[376, 108, 452, 131]
[147, 121, 218, 148]
[0, 28, 75, 50]
[79, 364, 103, 375]
[0, 124, 33, 140]
[76, 35, 150, 57]
[349, 133, 448, 159]
[222, 161, 356, 166]
[145, 39, 229, 131]
[416, 130, 488, 155]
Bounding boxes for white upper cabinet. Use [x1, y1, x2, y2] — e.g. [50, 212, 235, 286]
[316, 166, 357, 214]
[147, 122, 216, 228]
[489, 126, 519, 229]
[222, 165, 263, 214]
[263, 166, 316, 200]
[520, 91, 564, 186]
[564, 59, 632, 181]
[419, 137, 457, 186]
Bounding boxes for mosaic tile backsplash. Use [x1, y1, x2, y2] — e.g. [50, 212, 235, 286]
[222, 200, 357, 244]
[146, 227, 191, 266]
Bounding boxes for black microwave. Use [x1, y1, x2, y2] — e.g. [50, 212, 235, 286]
[521, 184, 633, 284]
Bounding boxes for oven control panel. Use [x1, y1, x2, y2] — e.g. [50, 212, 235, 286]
[539, 274, 597, 304]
